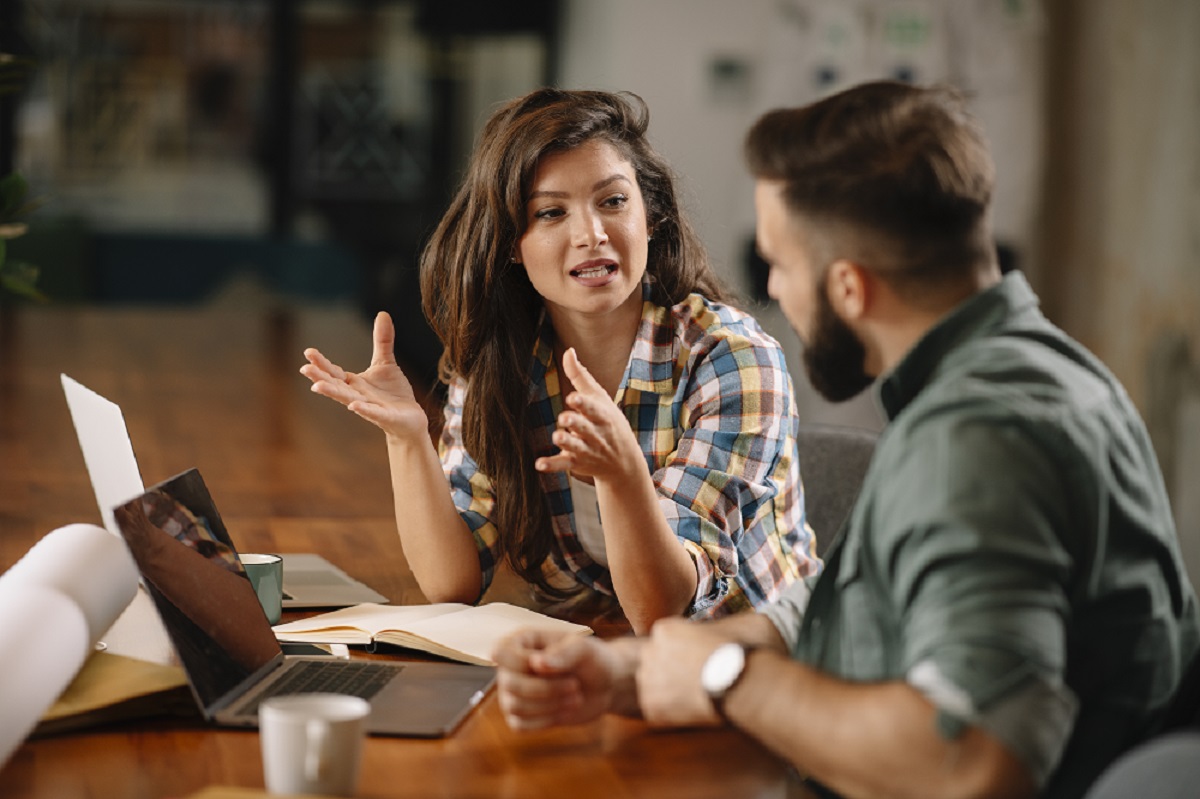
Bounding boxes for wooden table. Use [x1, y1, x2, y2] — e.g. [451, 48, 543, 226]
[0, 301, 802, 799]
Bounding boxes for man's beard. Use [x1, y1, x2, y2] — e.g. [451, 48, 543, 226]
[802, 286, 873, 402]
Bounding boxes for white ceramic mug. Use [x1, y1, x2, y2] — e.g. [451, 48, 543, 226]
[260, 693, 370, 796]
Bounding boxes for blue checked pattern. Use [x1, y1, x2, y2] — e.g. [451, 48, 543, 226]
[439, 286, 819, 618]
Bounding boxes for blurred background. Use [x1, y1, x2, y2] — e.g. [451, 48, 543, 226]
[1, 0, 1197, 574]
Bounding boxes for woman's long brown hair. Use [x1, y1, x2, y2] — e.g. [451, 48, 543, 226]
[420, 88, 731, 598]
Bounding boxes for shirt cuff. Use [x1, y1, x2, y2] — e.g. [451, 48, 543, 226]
[759, 577, 812, 653]
[682, 539, 726, 616]
[907, 659, 1078, 787]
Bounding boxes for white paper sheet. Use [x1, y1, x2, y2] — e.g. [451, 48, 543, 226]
[60, 374, 146, 535]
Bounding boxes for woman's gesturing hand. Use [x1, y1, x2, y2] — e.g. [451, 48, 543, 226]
[300, 311, 430, 440]
[535, 348, 643, 483]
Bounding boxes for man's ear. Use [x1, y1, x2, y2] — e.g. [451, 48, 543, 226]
[825, 259, 869, 321]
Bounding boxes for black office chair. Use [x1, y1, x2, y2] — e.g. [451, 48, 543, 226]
[795, 423, 879, 557]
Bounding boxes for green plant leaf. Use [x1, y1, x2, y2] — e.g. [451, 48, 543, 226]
[0, 259, 47, 301]
[0, 173, 29, 218]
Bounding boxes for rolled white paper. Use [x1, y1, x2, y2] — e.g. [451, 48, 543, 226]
[0, 523, 138, 643]
[0, 523, 141, 770]
[0, 583, 91, 769]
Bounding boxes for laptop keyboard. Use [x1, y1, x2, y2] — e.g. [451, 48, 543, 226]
[235, 659, 403, 718]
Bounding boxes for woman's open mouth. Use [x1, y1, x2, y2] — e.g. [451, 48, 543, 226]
[569, 261, 618, 286]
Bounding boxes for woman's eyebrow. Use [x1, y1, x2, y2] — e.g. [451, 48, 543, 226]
[591, 173, 630, 192]
[527, 174, 631, 202]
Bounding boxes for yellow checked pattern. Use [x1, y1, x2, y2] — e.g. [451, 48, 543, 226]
[439, 284, 819, 618]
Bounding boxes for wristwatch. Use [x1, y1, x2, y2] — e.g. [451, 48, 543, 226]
[701, 642, 755, 717]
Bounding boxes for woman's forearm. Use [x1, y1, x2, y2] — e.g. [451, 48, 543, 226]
[596, 468, 698, 634]
[386, 433, 483, 604]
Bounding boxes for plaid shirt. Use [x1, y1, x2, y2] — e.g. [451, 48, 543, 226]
[438, 288, 819, 618]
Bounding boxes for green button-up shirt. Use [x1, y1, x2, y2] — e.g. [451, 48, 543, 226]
[764, 272, 1199, 798]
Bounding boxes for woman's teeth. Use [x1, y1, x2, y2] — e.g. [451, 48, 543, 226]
[574, 265, 614, 278]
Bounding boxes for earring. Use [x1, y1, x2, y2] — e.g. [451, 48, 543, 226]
[510, 256, 521, 263]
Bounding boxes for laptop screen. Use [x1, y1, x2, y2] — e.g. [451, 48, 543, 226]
[114, 468, 284, 712]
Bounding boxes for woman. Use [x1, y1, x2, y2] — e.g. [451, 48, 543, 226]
[301, 88, 817, 633]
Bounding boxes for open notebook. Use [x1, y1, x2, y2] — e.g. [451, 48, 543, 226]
[274, 602, 593, 666]
[61, 374, 387, 608]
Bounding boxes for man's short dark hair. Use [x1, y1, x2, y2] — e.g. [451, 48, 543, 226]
[745, 81, 996, 287]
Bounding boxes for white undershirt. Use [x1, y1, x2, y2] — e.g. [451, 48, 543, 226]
[568, 475, 609, 567]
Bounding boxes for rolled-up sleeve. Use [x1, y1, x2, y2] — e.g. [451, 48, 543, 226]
[880, 417, 1080, 786]
[651, 332, 814, 617]
[761, 576, 814, 651]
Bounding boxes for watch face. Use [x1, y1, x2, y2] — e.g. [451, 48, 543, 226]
[701, 642, 746, 697]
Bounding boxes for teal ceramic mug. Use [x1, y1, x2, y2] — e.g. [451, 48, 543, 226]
[241, 553, 284, 625]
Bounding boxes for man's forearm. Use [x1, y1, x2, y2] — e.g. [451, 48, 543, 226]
[723, 654, 1036, 799]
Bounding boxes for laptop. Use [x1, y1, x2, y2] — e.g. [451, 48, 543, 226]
[113, 467, 495, 737]
[61, 373, 388, 608]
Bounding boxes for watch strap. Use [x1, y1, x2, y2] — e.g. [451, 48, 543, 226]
[707, 643, 757, 718]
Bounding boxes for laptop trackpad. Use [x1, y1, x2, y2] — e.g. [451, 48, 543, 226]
[368, 662, 495, 738]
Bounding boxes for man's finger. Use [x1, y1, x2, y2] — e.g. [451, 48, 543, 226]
[528, 632, 598, 674]
[492, 628, 569, 671]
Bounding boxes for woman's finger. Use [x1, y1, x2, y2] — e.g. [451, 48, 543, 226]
[370, 312, 398, 369]
[298, 362, 333, 385]
[561, 348, 604, 395]
[557, 411, 600, 443]
[535, 453, 574, 472]
[302, 347, 347, 381]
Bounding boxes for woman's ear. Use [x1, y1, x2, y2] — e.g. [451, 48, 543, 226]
[825, 259, 869, 321]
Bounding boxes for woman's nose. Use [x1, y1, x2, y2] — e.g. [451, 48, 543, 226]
[572, 211, 608, 248]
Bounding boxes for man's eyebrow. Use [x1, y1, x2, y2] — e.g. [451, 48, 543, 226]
[527, 174, 631, 202]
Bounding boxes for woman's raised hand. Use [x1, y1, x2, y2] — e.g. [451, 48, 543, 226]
[300, 311, 430, 440]
[535, 348, 643, 483]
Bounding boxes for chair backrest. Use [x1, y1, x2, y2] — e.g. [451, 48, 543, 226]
[1084, 731, 1200, 799]
[795, 423, 879, 557]
[1081, 648, 1200, 797]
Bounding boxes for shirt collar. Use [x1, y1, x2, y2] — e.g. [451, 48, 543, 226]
[877, 271, 1041, 419]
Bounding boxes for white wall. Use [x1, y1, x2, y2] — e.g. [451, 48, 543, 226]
[557, 0, 1045, 430]
[559, 0, 866, 427]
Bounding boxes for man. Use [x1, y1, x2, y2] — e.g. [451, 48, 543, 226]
[491, 81, 1200, 799]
